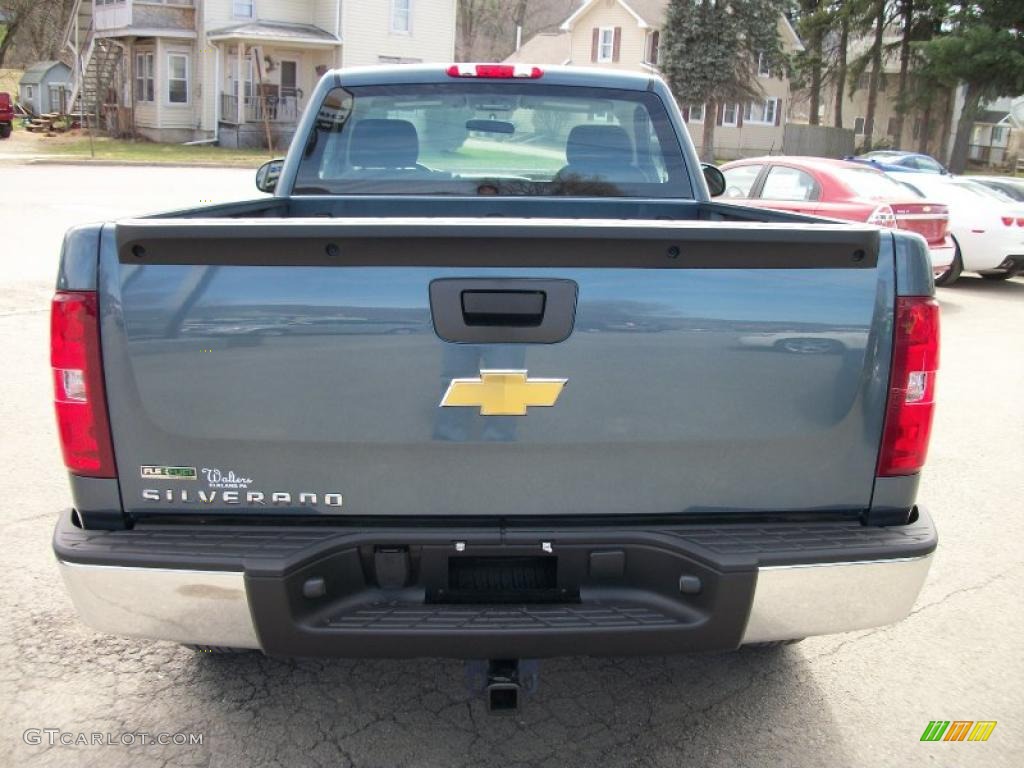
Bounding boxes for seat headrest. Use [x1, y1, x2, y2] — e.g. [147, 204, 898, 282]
[349, 119, 419, 169]
[565, 125, 634, 167]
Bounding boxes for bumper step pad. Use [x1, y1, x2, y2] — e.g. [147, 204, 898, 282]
[326, 602, 681, 631]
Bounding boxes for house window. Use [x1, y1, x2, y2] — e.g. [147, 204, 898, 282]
[687, 103, 704, 123]
[597, 27, 616, 62]
[857, 72, 868, 90]
[743, 97, 779, 125]
[912, 117, 921, 139]
[992, 125, 1009, 145]
[233, 0, 254, 19]
[391, 0, 411, 33]
[26, 85, 34, 99]
[721, 103, 739, 126]
[167, 53, 189, 104]
[854, 116, 865, 135]
[887, 116, 898, 137]
[134, 52, 154, 102]
[647, 30, 660, 65]
[757, 52, 770, 78]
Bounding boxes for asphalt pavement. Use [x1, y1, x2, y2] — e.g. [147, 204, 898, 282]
[0, 162, 1021, 768]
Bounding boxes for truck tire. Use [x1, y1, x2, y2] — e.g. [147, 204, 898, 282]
[933, 242, 962, 287]
[0, 124, 11, 139]
[183, 644, 255, 654]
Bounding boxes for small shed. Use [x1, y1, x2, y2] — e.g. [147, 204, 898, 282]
[19, 61, 73, 116]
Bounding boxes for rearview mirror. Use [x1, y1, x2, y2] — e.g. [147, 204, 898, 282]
[466, 119, 515, 135]
[256, 158, 284, 193]
[701, 163, 726, 197]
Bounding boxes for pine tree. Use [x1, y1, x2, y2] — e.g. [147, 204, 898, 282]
[917, 0, 1024, 172]
[659, 0, 786, 161]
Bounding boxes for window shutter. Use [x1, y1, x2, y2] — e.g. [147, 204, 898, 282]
[775, 98, 782, 126]
[716, 103, 723, 126]
[650, 30, 659, 63]
[737, 104, 744, 128]
[591, 28, 599, 62]
[682, 105, 690, 121]
[612, 27, 621, 62]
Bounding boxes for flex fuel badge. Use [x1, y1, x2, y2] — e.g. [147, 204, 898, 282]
[140, 465, 197, 480]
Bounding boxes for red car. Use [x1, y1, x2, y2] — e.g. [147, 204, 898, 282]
[720, 156, 953, 274]
[0, 92, 13, 139]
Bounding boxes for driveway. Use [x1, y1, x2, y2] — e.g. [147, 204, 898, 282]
[0, 162, 1021, 767]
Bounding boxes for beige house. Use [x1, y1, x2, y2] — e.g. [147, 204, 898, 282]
[507, 0, 803, 160]
[803, 33, 952, 159]
[64, 0, 457, 147]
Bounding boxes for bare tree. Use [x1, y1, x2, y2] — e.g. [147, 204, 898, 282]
[0, 0, 74, 67]
[456, 0, 576, 61]
[0, 0, 33, 68]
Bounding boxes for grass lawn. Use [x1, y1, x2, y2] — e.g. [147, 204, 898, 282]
[36, 133, 273, 167]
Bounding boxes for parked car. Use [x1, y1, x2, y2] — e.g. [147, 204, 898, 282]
[51, 64, 939, 712]
[0, 92, 13, 139]
[894, 173, 1024, 284]
[962, 175, 1024, 202]
[849, 151, 948, 174]
[720, 156, 953, 274]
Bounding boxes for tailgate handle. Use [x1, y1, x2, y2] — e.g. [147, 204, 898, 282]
[461, 290, 545, 327]
[430, 278, 577, 344]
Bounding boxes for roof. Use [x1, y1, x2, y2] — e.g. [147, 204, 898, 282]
[505, 32, 572, 65]
[20, 61, 71, 86]
[207, 20, 340, 46]
[976, 110, 1009, 125]
[328, 63, 657, 91]
[562, 0, 666, 31]
[622, 0, 668, 27]
[721, 155, 888, 173]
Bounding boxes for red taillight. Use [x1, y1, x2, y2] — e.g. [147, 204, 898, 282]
[446, 63, 543, 79]
[1017, 218, 1024, 227]
[877, 297, 940, 477]
[1001, 216, 1014, 226]
[51, 291, 116, 477]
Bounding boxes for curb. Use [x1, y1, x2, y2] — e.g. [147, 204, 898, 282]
[25, 158, 264, 169]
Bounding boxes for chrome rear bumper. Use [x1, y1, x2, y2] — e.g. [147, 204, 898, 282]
[58, 562, 261, 649]
[740, 554, 932, 643]
[58, 548, 934, 652]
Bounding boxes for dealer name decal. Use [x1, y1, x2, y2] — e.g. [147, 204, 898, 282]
[202, 467, 253, 489]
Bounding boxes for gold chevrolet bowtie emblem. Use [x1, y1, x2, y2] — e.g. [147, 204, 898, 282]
[440, 370, 567, 416]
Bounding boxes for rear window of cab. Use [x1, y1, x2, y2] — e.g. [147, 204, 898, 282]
[294, 83, 692, 198]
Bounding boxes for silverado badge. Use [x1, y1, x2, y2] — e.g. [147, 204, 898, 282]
[440, 370, 567, 416]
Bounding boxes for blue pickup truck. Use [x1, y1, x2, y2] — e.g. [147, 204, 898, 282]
[52, 64, 938, 711]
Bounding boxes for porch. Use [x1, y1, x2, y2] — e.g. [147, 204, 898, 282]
[209, 20, 340, 147]
[219, 91, 304, 125]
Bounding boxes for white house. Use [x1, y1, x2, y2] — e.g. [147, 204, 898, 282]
[64, 0, 457, 146]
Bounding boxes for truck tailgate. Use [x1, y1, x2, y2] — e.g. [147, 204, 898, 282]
[101, 218, 891, 518]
